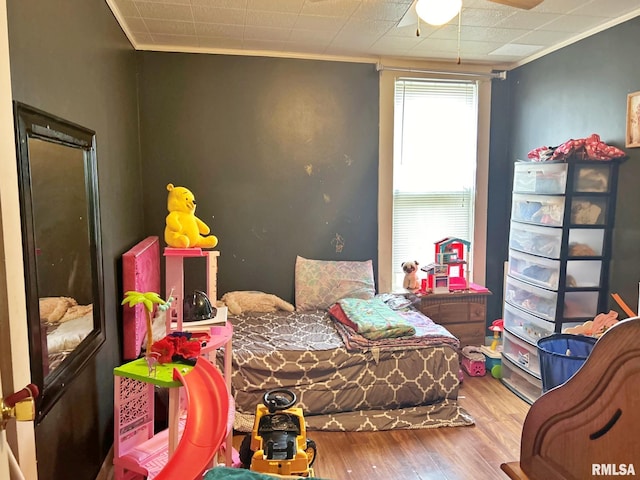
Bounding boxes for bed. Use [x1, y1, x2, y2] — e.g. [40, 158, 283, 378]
[39, 296, 94, 373]
[224, 256, 473, 432]
[121, 238, 473, 432]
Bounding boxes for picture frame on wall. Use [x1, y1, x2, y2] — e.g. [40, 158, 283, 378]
[626, 91, 640, 148]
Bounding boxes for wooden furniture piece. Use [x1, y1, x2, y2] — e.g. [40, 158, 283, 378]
[503, 159, 621, 403]
[501, 317, 640, 480]
[413, 290, 492, 347]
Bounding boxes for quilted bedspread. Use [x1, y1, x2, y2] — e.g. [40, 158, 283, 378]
[221, 309, 473, 432]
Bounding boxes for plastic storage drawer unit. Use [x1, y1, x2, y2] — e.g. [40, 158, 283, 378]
[509, 222, 563, 259]
[512, 193, 566, 227]
[574, 164, 611, 193]
[502, 330, 541, 377]
[508, 250, 561, 290]
[505, 276, 558, 322]
[513, 162, 568, 194]
[503, 302, 554, 345]
[501, 355, 543, 404]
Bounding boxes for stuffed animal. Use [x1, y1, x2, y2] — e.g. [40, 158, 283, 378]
[401, 260, 420, 290]
[164, 183, 218, 249]
[220, 291, 295, 315]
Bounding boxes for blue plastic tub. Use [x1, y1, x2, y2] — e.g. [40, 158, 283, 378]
[537, 334, 597, 392]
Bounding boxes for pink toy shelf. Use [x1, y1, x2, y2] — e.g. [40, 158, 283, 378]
[117, 239, 235, 479]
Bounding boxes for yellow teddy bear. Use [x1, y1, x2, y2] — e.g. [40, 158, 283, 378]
[164, 183, 218, 249]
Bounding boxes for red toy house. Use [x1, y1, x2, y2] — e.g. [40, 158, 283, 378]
[433, 237, 471, 291]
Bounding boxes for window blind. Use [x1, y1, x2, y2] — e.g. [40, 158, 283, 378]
[392, 79, 478, 289]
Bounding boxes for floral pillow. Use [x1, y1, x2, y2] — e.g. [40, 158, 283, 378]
[295, 256, 375, 311]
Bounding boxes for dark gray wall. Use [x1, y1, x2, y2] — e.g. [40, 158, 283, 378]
[7, 1, 142, 479]
[487, 16, 640, 321]
[138, 53, 379, 302]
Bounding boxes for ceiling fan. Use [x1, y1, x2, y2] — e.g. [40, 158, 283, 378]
[398, 0, 544, 29]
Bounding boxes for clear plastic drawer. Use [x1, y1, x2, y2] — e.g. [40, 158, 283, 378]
[568, 229, 605, 257]
[570, 197, 608, 225]
[501, 355, 542, 404]
[563, 291, 600, 318]
[509, 222, 562, 259]
[513, 162, 568, 194]
[502, 330, 541, 377]
[508, 250, 561, 290]
[504, 302, 554, 345]
[566, 260, 602, 288]
[512, 194, 565, 227]
[574, 164, 611, 193]
[505, 276, 557, 321]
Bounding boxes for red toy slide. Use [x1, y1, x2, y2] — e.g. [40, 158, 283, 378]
[154, 358, 230, 480]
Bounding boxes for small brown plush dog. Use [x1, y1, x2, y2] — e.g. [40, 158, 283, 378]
[401, 261, 420, 290]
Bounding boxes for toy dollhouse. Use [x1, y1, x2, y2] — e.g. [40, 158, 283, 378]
[422, 237, 471, 293]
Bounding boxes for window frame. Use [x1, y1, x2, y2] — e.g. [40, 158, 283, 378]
[378, 69, 491, 293]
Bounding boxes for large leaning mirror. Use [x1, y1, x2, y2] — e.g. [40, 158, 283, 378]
[14, 102, 105, 422]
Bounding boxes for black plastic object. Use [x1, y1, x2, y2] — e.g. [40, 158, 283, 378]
[183, 290, 216, 322]
[537, 333, 597, 392]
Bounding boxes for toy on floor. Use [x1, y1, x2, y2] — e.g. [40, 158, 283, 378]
[460, 346, 486, 377]
[239, 389, 317, 477]
[164, 183, 218, 249]
[488, 319, 504, 351]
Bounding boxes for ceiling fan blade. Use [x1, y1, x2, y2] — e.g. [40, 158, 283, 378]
[397, 0, 418, 27]
[488, 0, 543, 9]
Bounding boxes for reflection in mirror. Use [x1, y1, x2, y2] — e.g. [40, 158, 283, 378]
[14, 103, 104, 422]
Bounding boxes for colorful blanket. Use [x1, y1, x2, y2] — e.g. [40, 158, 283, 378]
[336, 297, 416, 340]
[331, 306, 459, 352]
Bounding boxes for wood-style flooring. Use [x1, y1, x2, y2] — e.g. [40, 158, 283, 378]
[304, 374, 529, 480]
[99, 373, 529, 480]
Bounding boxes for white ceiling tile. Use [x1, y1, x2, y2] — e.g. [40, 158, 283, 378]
[144, 19, 196, 35]
[461, 7, 516, 28]
[241, 38, 290, 51]
[191, 0, 248, 7]
[572, 0, 640, 18]
[493, 10, 562, 29]
[353, 2, 412, 22]
[540, 13, 611, 32]
[150, 34, 198, 46]
[107, 0, 640, 68]
[123, 17, 148, 32]
[194, 22, 245, 38]
[131, 32, 154, 43]
[243, 26, 292, 41]
[135, 2, 193, 21]
[190, 6, 245, 25]
[289, 28, 337, 43]
[140, 0, 190, 4]
[294, 15, 348, 31]
[197, 36, 244, 49]
[248, 0, 305, 14]
[113, 0, 140, 18]
[300, 0, 361, 17]
[245, 10, 299, 28]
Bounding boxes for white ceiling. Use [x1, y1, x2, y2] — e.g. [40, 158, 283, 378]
[107, 0, 640, 69]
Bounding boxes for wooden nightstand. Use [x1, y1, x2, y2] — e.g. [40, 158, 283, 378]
[412, 290, 492, 347]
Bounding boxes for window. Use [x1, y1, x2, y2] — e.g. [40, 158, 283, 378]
[392, 78, 479, 290]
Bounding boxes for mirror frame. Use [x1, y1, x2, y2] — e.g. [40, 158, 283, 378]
[13, 102, 105, 422]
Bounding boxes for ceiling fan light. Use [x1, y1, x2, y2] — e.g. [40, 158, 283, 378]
[415, 0, 462, 26]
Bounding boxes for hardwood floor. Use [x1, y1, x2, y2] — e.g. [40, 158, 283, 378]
[306, 374, 529, 480]
[100, 374, 529, 480]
